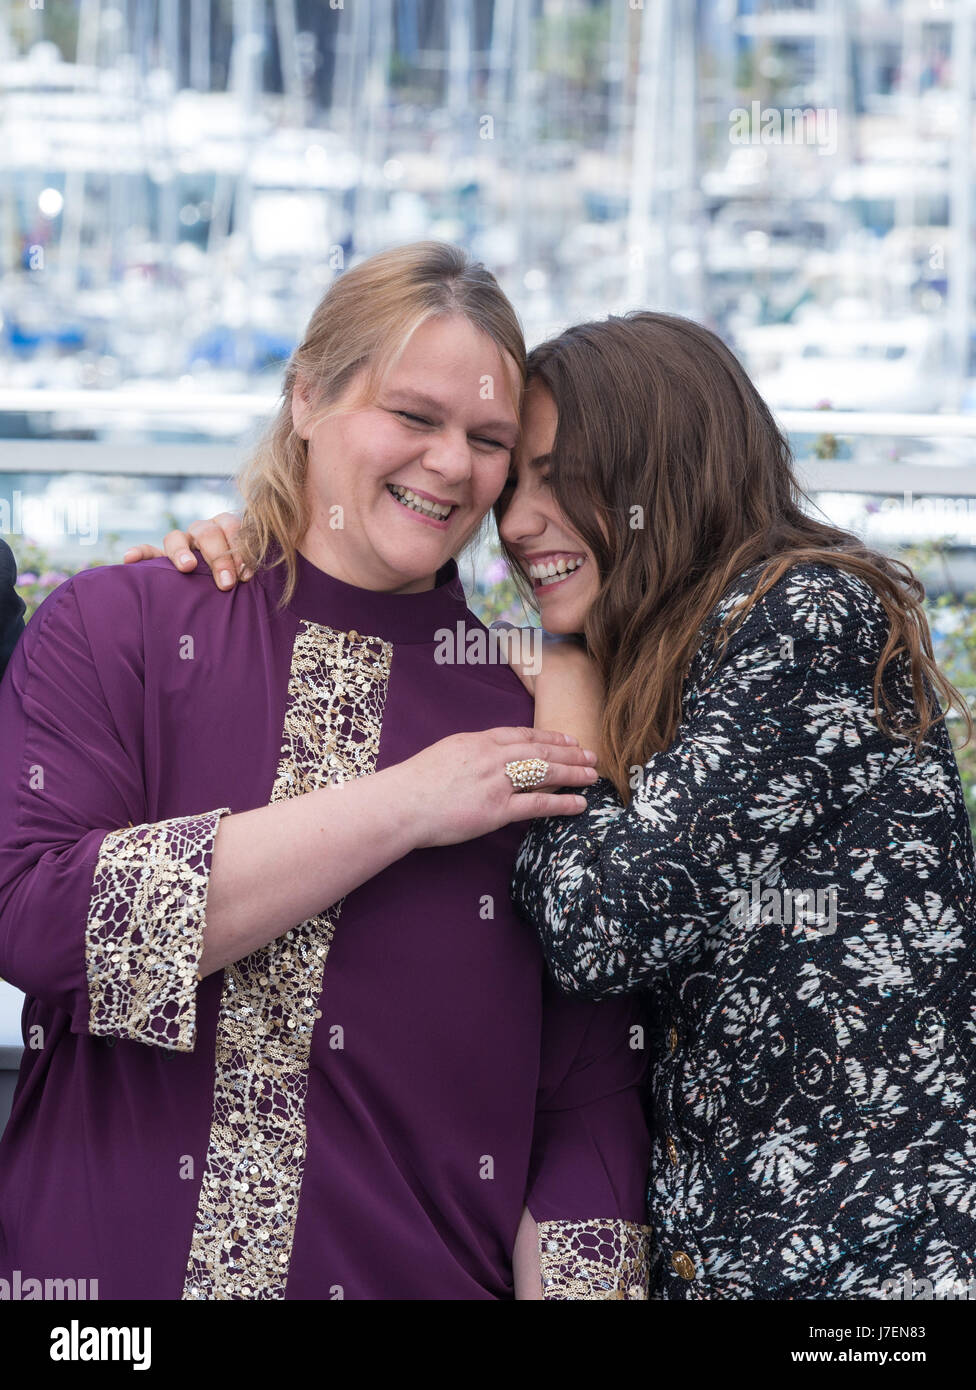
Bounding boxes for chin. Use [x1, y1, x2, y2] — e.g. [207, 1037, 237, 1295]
[539, 607, 586, 636]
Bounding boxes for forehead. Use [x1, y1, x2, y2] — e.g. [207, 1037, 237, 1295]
[383, 315, 521, 425]
[515, 381, 557, 458]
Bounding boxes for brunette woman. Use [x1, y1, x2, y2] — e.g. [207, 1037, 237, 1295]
[499, 313, 976, 1300]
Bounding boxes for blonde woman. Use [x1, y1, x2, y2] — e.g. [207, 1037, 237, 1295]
[0, 244, 651, 1301]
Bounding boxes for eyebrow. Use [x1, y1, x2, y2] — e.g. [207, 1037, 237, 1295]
[383, 390, 519, 440]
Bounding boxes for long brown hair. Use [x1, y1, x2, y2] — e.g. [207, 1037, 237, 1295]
[495, 311, 973, 803]
[236, 241, 525, 605]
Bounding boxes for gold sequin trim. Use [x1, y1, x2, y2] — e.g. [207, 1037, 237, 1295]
[537, 1219, 653, 1300]
[182, 623, 392, 1300]
[85, 807, 231, 1051]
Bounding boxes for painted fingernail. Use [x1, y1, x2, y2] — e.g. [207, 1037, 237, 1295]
[179, 552, 194, 567]
[583, 749, 598, 762]
[240, 567, 251, 581]
[218, 570, 233, 588]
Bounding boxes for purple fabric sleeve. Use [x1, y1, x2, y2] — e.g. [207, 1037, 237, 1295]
[0, 577, 227, 1049]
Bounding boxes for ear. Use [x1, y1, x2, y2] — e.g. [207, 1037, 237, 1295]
[291, 376, 313, 439]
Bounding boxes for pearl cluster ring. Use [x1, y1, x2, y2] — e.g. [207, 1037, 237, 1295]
[504, 758, 549, 792]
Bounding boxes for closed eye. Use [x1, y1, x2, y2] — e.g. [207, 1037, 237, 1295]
[394, 409, 510, 452]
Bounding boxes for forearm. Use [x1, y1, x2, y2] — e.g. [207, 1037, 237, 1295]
[513, 1206, 544, 1300]
[200, 764, 420, 976]
[532, 665, 605, 771]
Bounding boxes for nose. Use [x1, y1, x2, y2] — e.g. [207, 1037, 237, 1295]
[421, 428, 473, 487]
[498, 477, 546, 548]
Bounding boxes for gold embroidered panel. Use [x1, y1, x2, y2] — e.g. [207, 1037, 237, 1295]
[182, 623, 392, 1300]
[537, 1218, 653, 1300]
[86, 807, 231, 1051]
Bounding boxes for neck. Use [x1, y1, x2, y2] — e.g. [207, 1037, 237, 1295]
[297, 528, 438, 595]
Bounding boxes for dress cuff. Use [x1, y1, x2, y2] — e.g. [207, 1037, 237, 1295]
[85, 806, 231, 1051]
[537, 1218, 652, 1300]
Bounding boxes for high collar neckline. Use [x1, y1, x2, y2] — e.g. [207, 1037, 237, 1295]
[259, 541, 471, 645]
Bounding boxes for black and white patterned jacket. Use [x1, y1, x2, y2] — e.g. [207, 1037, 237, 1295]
[512, 560, 976, 1299]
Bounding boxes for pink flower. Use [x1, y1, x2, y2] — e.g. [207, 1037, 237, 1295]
[485, 557, 510, 585]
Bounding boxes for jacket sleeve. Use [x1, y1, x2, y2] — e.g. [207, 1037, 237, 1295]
[527, 974, 652, 1299]
[0, 573, 230, 1051]
[511, 563, 918, 1000]
[0, 538, 26, 684]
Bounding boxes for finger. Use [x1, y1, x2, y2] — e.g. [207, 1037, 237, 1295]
[211, 513, 248, 579]
[535, 764, 600, 791]
[122, 544, 164, 564]
[492, 726, 581, 747]
[161, 531, 199, 573]
[503, 743, 597, 768]
[505, 791, 590, 821]
[184, 520, 240, 590]
[510, 764, 599, 794]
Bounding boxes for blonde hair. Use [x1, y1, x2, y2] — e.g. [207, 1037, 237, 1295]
[235, 241, 526, 604]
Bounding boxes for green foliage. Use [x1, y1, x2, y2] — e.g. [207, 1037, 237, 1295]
[534, 6, 612, 89]
[899, 541, 976, 837]
[15, 537, 108, 622]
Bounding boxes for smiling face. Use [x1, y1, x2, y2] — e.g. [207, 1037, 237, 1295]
[294, 314, 521, 594]
[498, 380, 600, 634]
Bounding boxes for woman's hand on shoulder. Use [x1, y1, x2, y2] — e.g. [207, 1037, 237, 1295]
[122, 512, 245, 590]
[391, 725, 599, 849]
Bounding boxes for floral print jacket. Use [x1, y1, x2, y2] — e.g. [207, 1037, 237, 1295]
[512, 560, 976, 1299]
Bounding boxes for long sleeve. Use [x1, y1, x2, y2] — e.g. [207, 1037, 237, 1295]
[0, 572, 229, 1051]
[512, 562, 920, 1000]
[527, 975, 651, 1299]
[0, 538, 26, 684]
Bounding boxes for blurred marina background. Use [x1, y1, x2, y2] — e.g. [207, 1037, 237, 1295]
[2, 0, 976, 1050]
[1, 0, 975, 580]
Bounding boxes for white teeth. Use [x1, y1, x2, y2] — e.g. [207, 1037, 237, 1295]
[527, 556, 584, 584]
[388, 485, 452, 519]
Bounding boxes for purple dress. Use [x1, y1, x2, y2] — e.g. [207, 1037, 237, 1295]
[0, 548, 650, 1300]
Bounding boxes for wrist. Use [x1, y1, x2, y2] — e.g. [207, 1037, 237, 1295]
[373, 759, 434, 853]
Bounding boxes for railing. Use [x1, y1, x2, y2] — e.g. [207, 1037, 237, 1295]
[2, 396, 975, 491]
